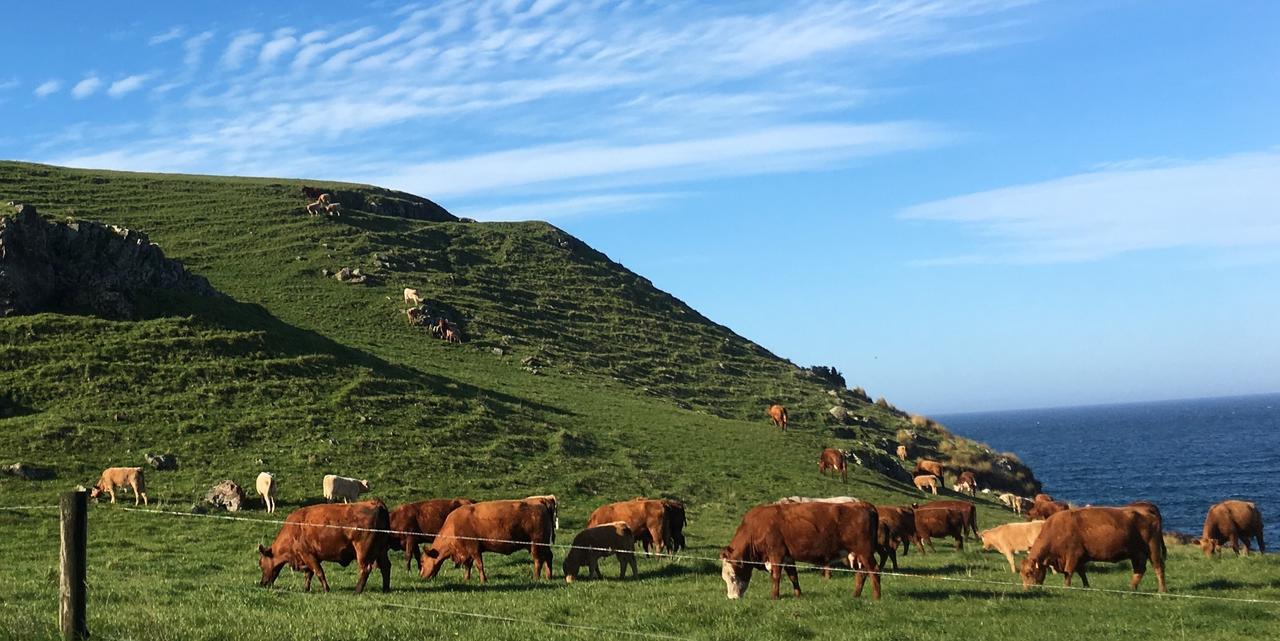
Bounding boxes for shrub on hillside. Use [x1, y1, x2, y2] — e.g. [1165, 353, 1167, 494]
[805, 365, 846, 389]
[849, 386, 870, 402]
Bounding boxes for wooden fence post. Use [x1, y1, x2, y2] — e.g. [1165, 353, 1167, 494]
[59, 489, 88, 641]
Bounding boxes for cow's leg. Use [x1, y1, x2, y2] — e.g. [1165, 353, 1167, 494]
[1004, 550, 1018, 574]
[1129, 557, 1146, 591]
[462, 559, 473, 581]
[1257, 530, 1266, 554]
[953, 534, 964, 551]
[314, 561, 331, 593]
[475, 554, 487, 583]
[769, 562, 783, 600]
[1076, 565, 1090, 588]
[108, 488, 116, 504]
[354, 555, 373, 594]
[784, 563, 801, 597]
[303, 569, 314, 592]
[404, 539, 416, 572]
[1230, 532, 1242, 555]
[377, 549, 392, 593]
[856, 555, 880, 599]
[588, 557, 601, 580]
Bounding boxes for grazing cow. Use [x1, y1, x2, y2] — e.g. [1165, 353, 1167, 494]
[1201, 500, 1265, 556]
[589, 499, 671, 555]
[980, 521, 1045, 572]
[912, 459, 944, 480]
[913, 475, 939, 495]
[257, 500, 392, 593]
[256, 472, 277, 514]
[955, 471, 978, 496]
[720, 501, 881, 600]
[89, 467, 149, 505]
[874, 505, 916, 570]
[766, 404, 788, 431]
[403, 288, 423, 305]
[913, 506, 967, 552]
[420, 499, 555, 582]
[388, 498, 475, 571]
[306, 193, 332, 216]
[896, 444, 909, 461]
[322, 475, 370, 503]
[1028, 495, 1070, 520]
[818, 448, 848, 483]
[997, 492, 1023, 514]
[1021, 506, 1167, 593]
[563, 522, 638, 583]
[927, 499, 980, 540]
[776, 496, 861, 504]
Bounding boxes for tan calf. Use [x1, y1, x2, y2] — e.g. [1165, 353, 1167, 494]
[980, 520, 1045, 572]
[913, 474, 939, 495]
[90, 467, 149, 505]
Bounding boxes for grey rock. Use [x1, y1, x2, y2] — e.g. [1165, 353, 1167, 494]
[144, 452, 178, 471]
[828, 406, 848, 420]
[491, 347, 505, 356]
[5, 462, 55, 480]
[204, 479, 246, 512]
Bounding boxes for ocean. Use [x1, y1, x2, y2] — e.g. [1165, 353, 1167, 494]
[937, 393, 1280, 536]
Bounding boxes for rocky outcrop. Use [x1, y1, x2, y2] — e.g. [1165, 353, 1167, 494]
[0, 204, 219, 318]
[144, 452, 178, 471]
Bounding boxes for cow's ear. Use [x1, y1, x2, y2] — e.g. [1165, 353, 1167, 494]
[719, 546, 733, 560]
[258, 544, 271, 557]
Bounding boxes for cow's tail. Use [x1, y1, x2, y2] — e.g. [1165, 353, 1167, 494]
[971, 506, 980, 540]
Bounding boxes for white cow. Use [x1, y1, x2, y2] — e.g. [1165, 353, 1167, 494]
[322, 474, 370, 503]
[256, 472, 277, 513]
[403, 288, 423, 305]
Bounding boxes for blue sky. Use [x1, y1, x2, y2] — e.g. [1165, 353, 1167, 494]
[2, 1, 1278, 413]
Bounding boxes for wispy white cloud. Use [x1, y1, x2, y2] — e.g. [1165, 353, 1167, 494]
[222, 31, 264, 70]
[183, 31, 215, 67]
[107, 74, 151, 98]
[901, 151, 1280, 264]
[0, 78, 18, 91]
[29, 1, 1031, 213]
[149, 26, 185, 46]
[71, 76, 102, 99]
[259, 29, 299, 66]
[462, 192, 679, 221]
[380, 121, 945, 198]
[34, 79, 61, 97]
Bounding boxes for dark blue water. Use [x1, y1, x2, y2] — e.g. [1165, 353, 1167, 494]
[938, 393, 1280, 535]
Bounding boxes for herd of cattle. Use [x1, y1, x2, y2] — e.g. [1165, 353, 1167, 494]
[87, 457, 1266, 599]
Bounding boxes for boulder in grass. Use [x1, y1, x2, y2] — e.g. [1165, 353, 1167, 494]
[5, 462, 55, 480]
[204, 479, 246, 512]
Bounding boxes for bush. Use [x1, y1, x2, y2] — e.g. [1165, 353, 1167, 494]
[850, 386, 869, 402]
[908, 414, 929, 427]
[805, 365, 846, 389]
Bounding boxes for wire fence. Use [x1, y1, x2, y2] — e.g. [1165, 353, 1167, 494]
[6, 501, 1280, 608]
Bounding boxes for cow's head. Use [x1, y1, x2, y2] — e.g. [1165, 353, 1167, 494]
[1020, 556, 1047, 588]
[1200, 537, 1220, 557]
[257, 544, 286, 587]
[978, 530, 994, 551]
[88, 487, 103, 500]
[420, 548, 446, 579]
[359, 480, 371, 491]
[719, 547, 751, 599]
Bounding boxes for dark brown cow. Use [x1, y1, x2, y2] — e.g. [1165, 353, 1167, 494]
[388, 498, 475, 571]
[1022, 506, 1167, 592]
[420, 499, 555, 582]
[766, 404, 788, 431]
[660, 499, 688, 553]
[257, 500, 392, 593]
[874, 504, 916, 569]
[912, 459, 944, 480]
[1201, 500, 1265, 556]
[720, 501, 881, 600]
[590, 499, 670, 554]
[818, 448, 848, 483]
[913, 505, 967, 552]
[925, 499, 979, 540]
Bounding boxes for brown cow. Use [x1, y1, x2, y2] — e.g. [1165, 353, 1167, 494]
[766, 404, 788, 431]
[421, 499, 555, 582]
[913, 459, 944, 479]
[659, 499, 688, 553]
[523, 495, 560, 539]
[1028, 497, 1070, 521]
[818, 448, 848, 483]
[720, 501, 881, 600]
[257, 500, 392, 593]
[589, 499, 670, 555]
[89, 467, 149, 505]
[874, 504, 916, 569]
[562, 522, 638, 582]
[925, 499, 980, 540]
[1201, 500, 1265, 556]
[1022, 506, 1166, 592]
[913, 505, 967, 552]
[388, 498, 475, 571]
[955, 470, 978, 496]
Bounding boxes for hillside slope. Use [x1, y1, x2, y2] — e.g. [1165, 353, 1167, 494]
[0, 160, 1037, 503]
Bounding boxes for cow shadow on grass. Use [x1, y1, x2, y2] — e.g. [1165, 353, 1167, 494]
[906, 589, 1050, 601]
[630, 559, 719, 582]
[1187, 578, 1270, 591]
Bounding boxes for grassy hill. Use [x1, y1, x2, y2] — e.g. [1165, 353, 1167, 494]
[2, 161, 1276, 640]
